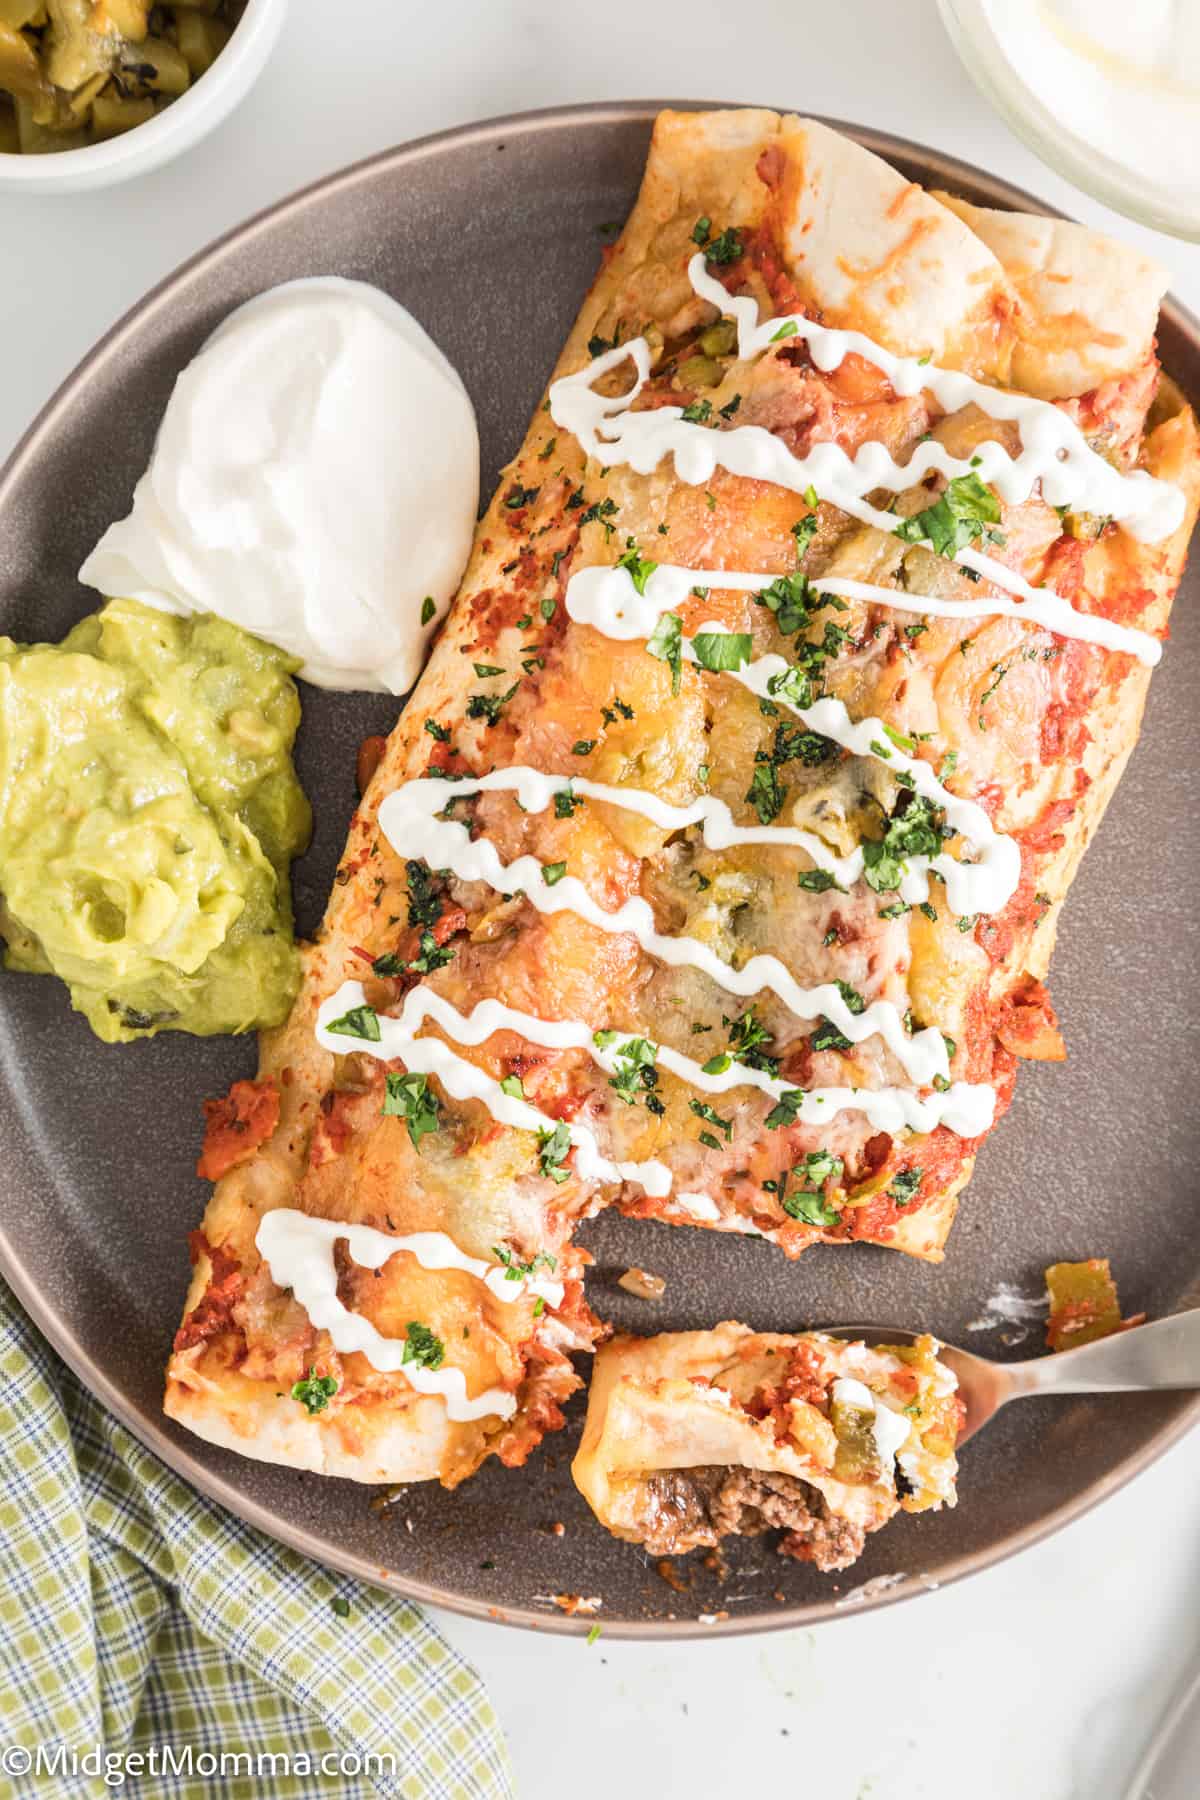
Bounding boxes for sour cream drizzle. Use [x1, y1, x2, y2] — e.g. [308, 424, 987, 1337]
[318, 977, 996, 1141]
[549, 251, 1183, 551]
[255, 1208, 563, 1422]
[376, 774, 952, 1086]
[316, 982, 672, 1196]
[569, 551, 1158, 666]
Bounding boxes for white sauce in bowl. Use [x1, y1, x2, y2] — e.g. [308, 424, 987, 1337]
[986, 0, 1200, 219]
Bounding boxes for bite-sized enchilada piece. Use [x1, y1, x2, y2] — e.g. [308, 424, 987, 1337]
[573, 1324, 960, 1571]
[166, 108, 1200, 1486]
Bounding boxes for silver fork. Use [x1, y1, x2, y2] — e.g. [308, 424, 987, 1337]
[826, 1310, 1200, 1443]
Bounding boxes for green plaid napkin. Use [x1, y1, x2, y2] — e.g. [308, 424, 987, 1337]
[0, 1277, 514, 1799]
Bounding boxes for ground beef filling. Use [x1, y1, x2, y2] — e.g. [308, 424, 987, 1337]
[637, 1464, 867, 1571]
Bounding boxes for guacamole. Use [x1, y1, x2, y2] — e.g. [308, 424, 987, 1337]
[0, 599, 311, 1042]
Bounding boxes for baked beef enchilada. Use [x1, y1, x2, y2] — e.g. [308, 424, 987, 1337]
[166, 110, 1200, 1493]
[573, 1325, 961, 1571]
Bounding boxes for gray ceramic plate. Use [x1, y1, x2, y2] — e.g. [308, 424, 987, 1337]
[1, 103, 1197, 1640]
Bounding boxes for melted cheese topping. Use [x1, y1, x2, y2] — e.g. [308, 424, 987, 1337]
[255, 1209, 563, 1422]
[565, 566, 1021, 915]
[295, 230, 1183, 1402]
[377, 772, 952, 1086]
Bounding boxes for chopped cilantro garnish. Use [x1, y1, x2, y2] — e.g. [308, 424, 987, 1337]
[791, 515, 818, 561]
[888, 1168, 924, 1208]
[542, 861, 567, 886]
[405, 861, 443, 929]
[781, 1184, 840, 1227]
[383, 1071, 440, 1149]
[401, 1322, 445, 1370]
[691, 216, 712, 245]
[773, 723, 837, 767]
[291, 1367, 337, 1415]
[540, 597, 557, 620]
[692, 630, 753, 673]
[420, 596, 436, 625]
[862, 793, 946, 894]
[893, 472, 1003, 558]
[765, 1088, 805, 1129]
[579, 496, 619, 539]
[754, 569, 814, 637]
[504, 483, 540, 511]
[467, 682, 519, 726]
[883, 723, 915, 755]
[473, 662, 505, 678]
[977, 662, 1009, 729]
[604, 1036, 660, 1107]
[493, 1244, 557, 1282]
[646, 611, 683, 694]
[726, 1006, 778, 1075]
[424, 718, 451, 743]
[404, 930, 454, 976]
[325, 1003, 381, 1043]
[718, 393, 742, 420]
[681, 398, 713, 424]
[811, 1018, 853, 1054]
[554, 786, 581, 818]
[702, 226, 743, 264]
[746, 759, 785, 825]
[616, 537, 658, 595]
[689, 1098, 733, 1140]
[500, 1074, 525, 1100]
[771, 320, 799, 342]
[803, 1147, 843, 1187]
[537, 1120, 573, 1183]
[571, 738, 597, 756]
[798, 869, 843, 894]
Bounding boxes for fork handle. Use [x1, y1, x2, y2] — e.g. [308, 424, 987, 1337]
[1011, 1310, 1200, 1396]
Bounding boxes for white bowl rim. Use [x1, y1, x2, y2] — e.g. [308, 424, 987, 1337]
[0, 0, 286, 187]
[938, 0, 1200, 243]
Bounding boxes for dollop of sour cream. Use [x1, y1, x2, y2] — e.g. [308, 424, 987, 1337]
[79, 277, 479, 693]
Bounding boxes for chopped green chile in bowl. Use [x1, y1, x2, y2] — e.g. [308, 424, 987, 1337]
[0, 0, 286, 190]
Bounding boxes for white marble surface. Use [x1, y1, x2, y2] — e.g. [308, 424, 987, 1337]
[2, 3, 1198, 1796]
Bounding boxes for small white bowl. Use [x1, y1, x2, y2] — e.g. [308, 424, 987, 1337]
[0, 0, 288, 195]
